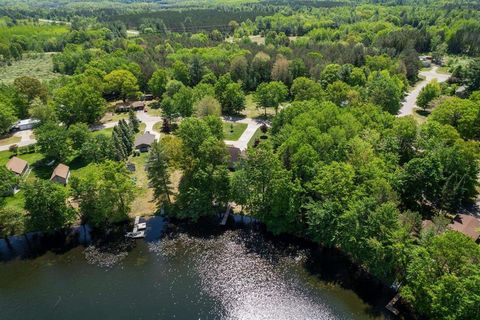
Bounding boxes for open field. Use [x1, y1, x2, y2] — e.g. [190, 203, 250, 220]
[0, 53, 60, 84]
[241, 94, 275, 119]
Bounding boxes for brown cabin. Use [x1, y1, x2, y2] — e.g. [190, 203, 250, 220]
[6, 156, 29, 176]
[50, 163, 70, 185]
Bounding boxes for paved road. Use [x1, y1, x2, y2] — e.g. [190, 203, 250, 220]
[398, 66, 450, 117]
[224, 117, 263, 151]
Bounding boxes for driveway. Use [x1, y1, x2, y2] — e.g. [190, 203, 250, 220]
[223, 117, 263, 151]
[397, 66, 450, 117]
[0, 129, 36, 151]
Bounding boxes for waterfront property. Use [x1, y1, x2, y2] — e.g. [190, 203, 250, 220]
[50, 163, 70, 185]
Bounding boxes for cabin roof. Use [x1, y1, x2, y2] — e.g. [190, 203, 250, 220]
[6, 156, 28, 175]
[50, 163, 70, 180]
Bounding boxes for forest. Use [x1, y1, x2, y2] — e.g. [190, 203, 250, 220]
[1, 1, 480, 319]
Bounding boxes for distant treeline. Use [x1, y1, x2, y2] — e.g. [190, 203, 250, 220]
[100, 7, 275, 31]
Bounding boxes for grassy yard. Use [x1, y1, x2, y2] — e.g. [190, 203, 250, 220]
[153, 121, 163, 133]
[100, 112, 128, 123]
[247, 127, 270, 148]
[91, 127, 114, 137]
[0, 135, 21, 146]
[223, 122, 247, 140]
[0, 53, 61, 84]
[129, 153, 156, 216]
[241, 94, 276, 119]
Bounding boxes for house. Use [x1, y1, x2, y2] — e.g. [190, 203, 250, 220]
[134, 132, 156, 152]
[130, 101, 145, 111]
[13, 118, 40, 131]
[6, 156, 29, 176]
[227, 145, 242, 170]
[449, 214, 480, 243]
[50, 163, 70, 185]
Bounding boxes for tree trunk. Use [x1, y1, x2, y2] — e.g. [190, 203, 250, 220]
[4, 236, 13, 250]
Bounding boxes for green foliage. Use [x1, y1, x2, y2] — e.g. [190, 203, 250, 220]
[417, 80, 441, 111]
[174, 117, 229, 220]
[34, 122, 70, 162]
[194, 95, 221, 117]
[0, 100, 17, 135]
[54, 78, 106, 125]
[24, 179, 74, 234]
[104, 69, 140, 102]
[0, 167, 18, 197]
[254, 81, 288, 115]
[146, 141, 172, 208]
[429, 97, 480, 140]
[71, 160, 135, 228]
[367, 71, 403, 114]
[401, 231, 480, 320]
[148, 68, 168, 98]
[232, 145, 302, 235]
[80, 134, 113, 164]
[68, 122, 90, 151]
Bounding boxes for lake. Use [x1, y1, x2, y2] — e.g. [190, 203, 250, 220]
[0, 217, 392, 320]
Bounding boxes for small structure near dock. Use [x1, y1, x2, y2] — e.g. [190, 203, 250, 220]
[126, 216, 146, 238]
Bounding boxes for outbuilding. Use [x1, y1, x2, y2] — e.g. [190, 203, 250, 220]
[50, 163, 70, 185]
[6, 156, 29, 176]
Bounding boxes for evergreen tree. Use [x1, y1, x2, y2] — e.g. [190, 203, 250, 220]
[128, 109, 140, 133]
[146, 141, 172, 208]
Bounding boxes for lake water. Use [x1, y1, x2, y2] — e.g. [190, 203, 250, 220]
[0, 217, 392, 320]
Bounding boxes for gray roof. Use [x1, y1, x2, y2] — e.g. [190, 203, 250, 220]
[134, 132, 156, 148]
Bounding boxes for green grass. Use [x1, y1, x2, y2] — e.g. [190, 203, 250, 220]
[223, 122, 247, 140]
[241, 94, 275, 119]
[0, 53, 60, 84]
[153, 121, 163, 133]
[247, 127, 270, 148]
[91, 127, 114, 137]
[0, 23, 69, 46]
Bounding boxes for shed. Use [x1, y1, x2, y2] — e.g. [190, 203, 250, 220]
[6, 156, 29, 176]
[50, 163, 70, 185]
[134, 132, 156, 152]
[449, 214, 480, 243]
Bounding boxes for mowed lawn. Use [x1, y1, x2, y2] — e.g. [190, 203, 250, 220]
[223, 122, 247, 140]
[1, 126, 155, 215]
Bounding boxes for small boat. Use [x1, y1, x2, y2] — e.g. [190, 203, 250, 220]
[125, 230, 145, 239]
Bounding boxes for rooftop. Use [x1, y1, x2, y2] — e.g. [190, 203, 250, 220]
[449, 214, 480, 241]
[6, 156, 28, 175]
[134, 132, 156, 147]
[50, 163, 70, 180]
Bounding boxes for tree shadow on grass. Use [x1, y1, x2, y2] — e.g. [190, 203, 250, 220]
[415, 109, 430, 117]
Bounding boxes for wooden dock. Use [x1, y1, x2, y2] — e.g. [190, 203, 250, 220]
[220, 204, 232, 226]
[126, 216, 145, 238]
[385, 293, 400, 316]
